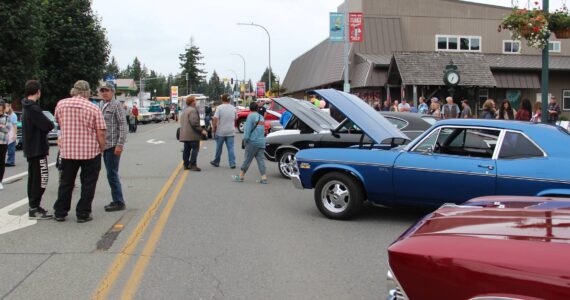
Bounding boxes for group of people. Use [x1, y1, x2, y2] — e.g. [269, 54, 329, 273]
[178, 94, 268, 183]
[0, 102, 18, 190]
[0, 80, 128, 223]
[374, 95, 562, 123]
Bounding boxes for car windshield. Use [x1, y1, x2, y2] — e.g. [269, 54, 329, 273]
[139, 108, 149, 113]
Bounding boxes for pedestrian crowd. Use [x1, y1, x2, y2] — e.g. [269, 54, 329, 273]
[0, 80, 129, 223]
[372, 95, 561, 123]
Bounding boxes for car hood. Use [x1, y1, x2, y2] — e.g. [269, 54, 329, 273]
[403, 196, 570, 244]
[313, 89, 409, 144]
[272, 97, 339, 133]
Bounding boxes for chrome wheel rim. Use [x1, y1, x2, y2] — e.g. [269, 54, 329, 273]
[320, 180, 350, 213]
[279, 152, 299, 178]
[239, 121, 245, 132]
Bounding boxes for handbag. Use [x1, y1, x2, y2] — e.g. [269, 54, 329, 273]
[241, 115, 260, 149]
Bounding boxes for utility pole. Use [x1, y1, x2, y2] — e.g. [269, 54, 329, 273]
[186, 73, 189, 95]
[343, 0, 350, 93]
[541, 0, 549, 124]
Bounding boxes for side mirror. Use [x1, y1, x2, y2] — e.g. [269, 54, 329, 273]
[423, 146, 434, 155]
[331, 130, 340, 138]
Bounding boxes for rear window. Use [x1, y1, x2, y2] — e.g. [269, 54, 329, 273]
[385, 117, 408, 129]
[499, 132, 544, 159]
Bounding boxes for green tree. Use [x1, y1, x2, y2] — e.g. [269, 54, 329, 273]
[104, 56, 120, 79]
[40, 0, 110, 108]
[130, 57, 143, 80]
[207, 71, 224, 102]
[0, 0, 45, 101]
[259, 67, 277, 88]
[179, 39, 206, 93]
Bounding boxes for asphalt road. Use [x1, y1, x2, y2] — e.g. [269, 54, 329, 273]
[0, 121, 426, 300]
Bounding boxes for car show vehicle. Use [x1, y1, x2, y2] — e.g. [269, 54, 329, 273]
[148, 105, 166, 123]
[265, 98, 432, 179]
[235, 99, 286, 133]
[42, 111, 59, 142]
[292, 89, 570, 219]
[387, 195, 570, 300]
[137, 107, 153, 124]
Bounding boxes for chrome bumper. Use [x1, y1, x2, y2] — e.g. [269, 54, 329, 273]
[291, 174, 304, 190]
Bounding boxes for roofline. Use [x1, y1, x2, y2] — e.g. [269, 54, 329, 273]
[444, 0, 512, 11]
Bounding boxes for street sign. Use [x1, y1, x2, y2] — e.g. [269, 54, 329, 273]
[256, 82, 266, 98]
[349, 13, 364, 42]
[171, 86, 178, 103]
[329, 13, 345, 42]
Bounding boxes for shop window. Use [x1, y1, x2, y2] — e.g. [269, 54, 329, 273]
[549, 41, 561, 53]
[503, 40, 521, 54]
[563, 90, 570, 111]
[436, 35, 481, 52]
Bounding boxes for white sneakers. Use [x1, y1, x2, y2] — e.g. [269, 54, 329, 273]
[0, 183, 4, 190]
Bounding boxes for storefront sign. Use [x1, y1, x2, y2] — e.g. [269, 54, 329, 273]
[330, 13, 345, 42]
[349, 12, 363, 42]
[171, 86, 178, 103]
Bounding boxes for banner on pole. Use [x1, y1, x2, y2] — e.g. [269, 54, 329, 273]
[171, 86, 179, 103]
[256, 82, 266, 98]
[349, 12, 363, 42]
[329, 13, 345, 42]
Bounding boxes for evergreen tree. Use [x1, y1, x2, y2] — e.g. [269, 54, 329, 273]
[130, 57, 143, 80]
[179, 39, 206, 93]
[104, 56, 120, 78]
[259, 67, 277, 88]
[207, 71, 224, 102]
[0, 0, 45, 101]
[40, 0, 110, 108]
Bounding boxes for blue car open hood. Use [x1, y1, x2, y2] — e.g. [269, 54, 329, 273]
[313, 89, 409, 144]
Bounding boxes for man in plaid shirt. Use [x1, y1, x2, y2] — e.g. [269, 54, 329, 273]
[99, 82, 128, 212]
[53, 80, 107, 223]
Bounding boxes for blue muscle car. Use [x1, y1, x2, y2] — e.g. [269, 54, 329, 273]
[292, 89, 570, 220]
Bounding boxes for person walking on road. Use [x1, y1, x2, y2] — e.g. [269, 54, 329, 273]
[53, 80, 107, 223]
[100, 82, 128, 212]
[131, 104, 139, 132]
[233, 102, 268, 184]
[21, 80, 55, 218]
[0, 101, 13, 191]
[180, 96, 207, 171]
[210, 94, 237, 169]
[5, 104, 17, 167]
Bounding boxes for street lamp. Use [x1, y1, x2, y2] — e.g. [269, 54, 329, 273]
[237, 22, 272, 92]
[230, 53, 246, 85]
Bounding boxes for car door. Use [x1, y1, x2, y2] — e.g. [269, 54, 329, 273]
[393, 126, 500, 206]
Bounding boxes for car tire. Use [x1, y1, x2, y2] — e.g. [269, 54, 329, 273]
[314, 172, 364, 220]
[277, 150, 299, 179]
[237, 119, 246, 133]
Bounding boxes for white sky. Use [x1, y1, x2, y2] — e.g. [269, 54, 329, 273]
[91, 0, 565, 83]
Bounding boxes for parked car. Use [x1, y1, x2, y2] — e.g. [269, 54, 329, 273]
[148, 105, 166, 123]
[264, 110, 283, 135]
[265, 97, 432, 179]
[387, 195, 570, 300]
[137, 107, 153, 124]
[235, 99, 286, 133]
[15, 111, 22, 150]
[42, 111, 59, 142]
[292, 89, 570, 219]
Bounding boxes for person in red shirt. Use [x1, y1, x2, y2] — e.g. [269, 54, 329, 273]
[131, 104, 139, 133]
[53, 80, 106, 223]
[515, 98, 532, 121]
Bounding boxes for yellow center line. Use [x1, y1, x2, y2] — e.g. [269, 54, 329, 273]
[92, 162, 183, 300]
[120, 169, 190, 300]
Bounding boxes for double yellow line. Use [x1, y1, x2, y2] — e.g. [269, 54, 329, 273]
[93, 163, 188, 300]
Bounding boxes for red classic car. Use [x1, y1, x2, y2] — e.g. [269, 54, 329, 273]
[387, 196, 570, 300]
[235, 99, 285, 133]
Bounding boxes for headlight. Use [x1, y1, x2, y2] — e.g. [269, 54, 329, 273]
[386, 268, 408, 300]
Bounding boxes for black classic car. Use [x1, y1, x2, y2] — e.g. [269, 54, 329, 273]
[265, 97, 433, 178]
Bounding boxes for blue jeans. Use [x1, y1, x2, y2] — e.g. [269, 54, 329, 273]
[183, 141, 200, 167]
[103, 147, 125, 204]
[6, 141, 15, 165]
[212, 136, 236, 167]
[240, 142, 266, 175]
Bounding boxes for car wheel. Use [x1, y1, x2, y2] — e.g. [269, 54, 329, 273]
[278, 150, 299, 179]
[237, 119, 246, 133]
[314, 172, 364, 220]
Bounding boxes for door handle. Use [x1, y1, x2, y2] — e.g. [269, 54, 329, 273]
[478, 164, 495, 171]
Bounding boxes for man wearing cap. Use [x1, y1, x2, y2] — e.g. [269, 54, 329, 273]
[53, 80, 106, 223]
[99, 82, 128, 212]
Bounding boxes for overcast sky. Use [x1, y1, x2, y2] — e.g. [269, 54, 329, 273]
[91, 0, 565, 83]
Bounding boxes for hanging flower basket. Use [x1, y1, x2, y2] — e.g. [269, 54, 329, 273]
[549, 7, 570, 39]
[499, 7, 550, 49]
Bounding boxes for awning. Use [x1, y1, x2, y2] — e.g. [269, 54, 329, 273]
[493, 72, 540, 89]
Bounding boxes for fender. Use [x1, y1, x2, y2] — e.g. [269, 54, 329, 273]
[312, 163, 366, 186]
[276, 145, 300, 155]
[536, 189, 570, 197]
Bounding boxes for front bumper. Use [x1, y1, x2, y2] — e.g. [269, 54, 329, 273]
[386, 269, 408, 300]
[291, 174, 304, 190]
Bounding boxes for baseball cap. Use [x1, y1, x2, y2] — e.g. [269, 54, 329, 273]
[73, 80, 91, 92]
[99, 81, 115, 91]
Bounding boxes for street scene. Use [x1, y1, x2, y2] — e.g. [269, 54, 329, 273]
[1, 0, 570, 299]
